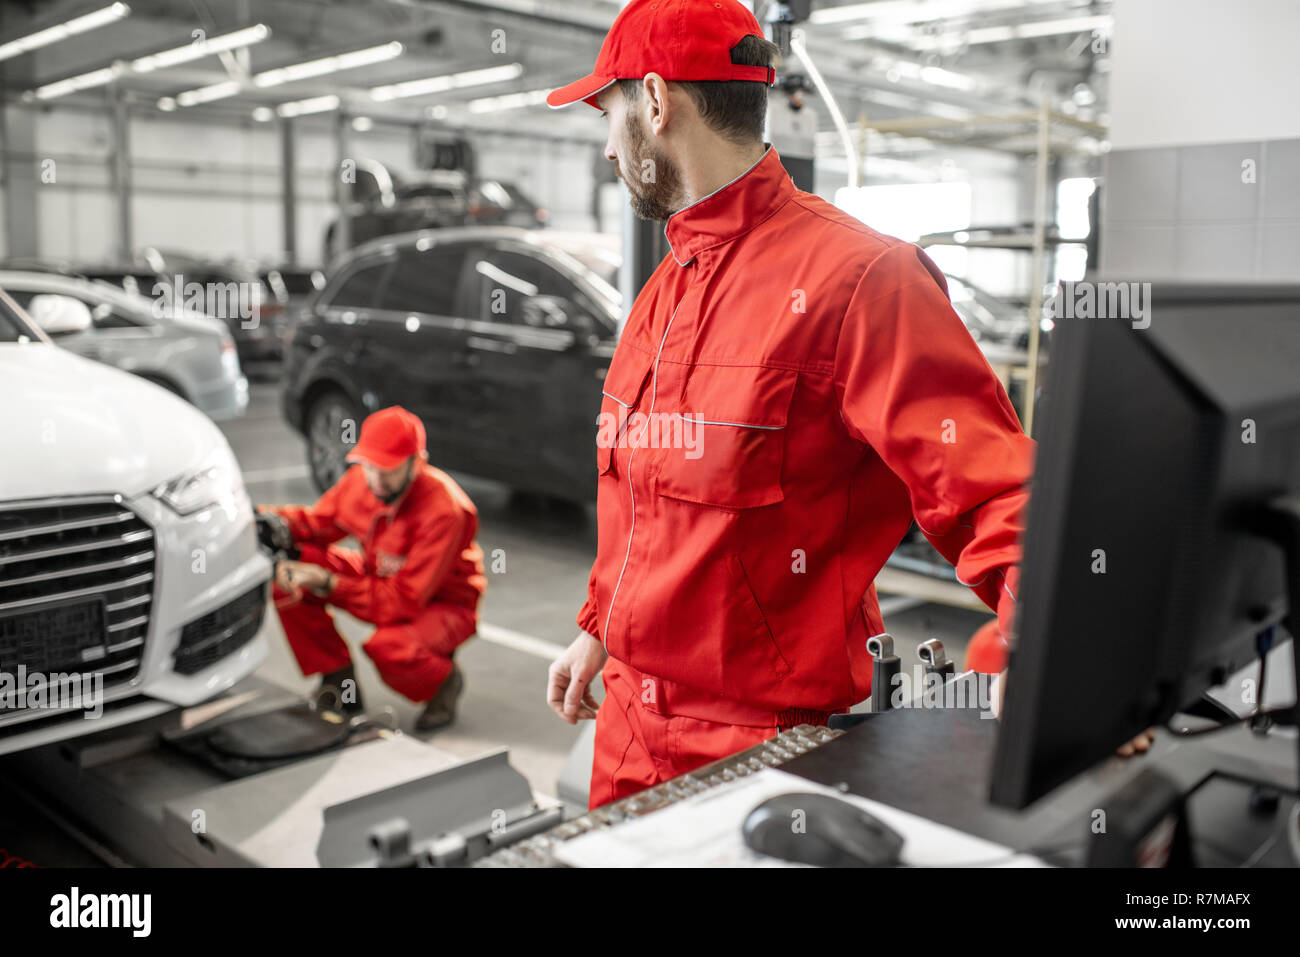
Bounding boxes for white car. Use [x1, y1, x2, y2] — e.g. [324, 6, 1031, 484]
[0, 287, 271, 755]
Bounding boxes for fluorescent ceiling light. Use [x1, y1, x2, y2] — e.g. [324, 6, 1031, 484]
[370, 63, 523, 101]
[276, 94, 340, 117]
[252, 106, 275, 122]
[29, 64, 124, 100]
[167, 41, 403, 110]
[467, 87, 550, 113]
[175, 80, 241, 107]
[0, 3, 130, 63]
[872, 56, 976, 91]
[812, 0, 1055, 26]
[131, 23, 270, 73]
[255, 41, 403, 87]
[909, 14, 1113, 48]
[918, 65, 975, 90]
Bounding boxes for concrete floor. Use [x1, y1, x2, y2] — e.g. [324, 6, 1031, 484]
[222, 377, 996, 803]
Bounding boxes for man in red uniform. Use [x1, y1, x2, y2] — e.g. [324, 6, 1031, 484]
[261, 406, 485, 731]
[544, 0, 1036, 807]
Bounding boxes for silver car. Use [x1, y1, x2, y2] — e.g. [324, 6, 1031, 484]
[0, 270, 248, 420]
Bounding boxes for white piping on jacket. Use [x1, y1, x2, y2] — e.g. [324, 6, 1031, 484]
[601, 295, 685, 648]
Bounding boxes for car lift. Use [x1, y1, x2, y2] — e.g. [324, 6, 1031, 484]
[0, 675, 563, 867]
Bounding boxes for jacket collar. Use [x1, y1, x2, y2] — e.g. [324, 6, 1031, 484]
[663, 145, 794, 266]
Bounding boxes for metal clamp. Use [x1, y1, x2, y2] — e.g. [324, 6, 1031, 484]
[868, 633, 901, 713]
[918, 638, 955, 680]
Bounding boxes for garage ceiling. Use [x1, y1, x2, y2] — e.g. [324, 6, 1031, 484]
[0, 0, 1111, 139]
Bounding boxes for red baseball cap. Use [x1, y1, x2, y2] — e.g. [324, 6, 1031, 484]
[346, 406, 426, 470]
[546, 0, 775, 111]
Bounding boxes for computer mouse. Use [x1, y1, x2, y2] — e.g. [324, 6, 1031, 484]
[742, 791, 905, 867]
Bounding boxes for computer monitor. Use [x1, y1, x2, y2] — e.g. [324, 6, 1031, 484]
[991, 283, 1300, 809]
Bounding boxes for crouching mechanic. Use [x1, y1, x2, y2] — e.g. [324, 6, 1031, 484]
[258, 406, 485, 731]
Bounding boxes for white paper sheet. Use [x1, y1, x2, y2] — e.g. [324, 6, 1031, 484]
[554, 768, 1049, 868]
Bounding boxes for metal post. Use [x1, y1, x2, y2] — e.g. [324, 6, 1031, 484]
[280, 117, 297, 265]
[110, 85, 133, 262]
[1, 106, 40, 259]
[1023, 95, 1051, 438]
[333, 110, 352, 260]
[619, 203, 664, 334]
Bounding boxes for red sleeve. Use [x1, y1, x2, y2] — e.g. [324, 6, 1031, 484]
[265, 478, 350, 548]
[833, 243, 1035, 638]
[328, 500, 468, 627]
[576, 569, 600, 640]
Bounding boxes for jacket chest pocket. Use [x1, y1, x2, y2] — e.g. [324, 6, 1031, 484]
[370, 524, 409, 559]
[654, 365, 797, 509]
[595, 345, 655, 476]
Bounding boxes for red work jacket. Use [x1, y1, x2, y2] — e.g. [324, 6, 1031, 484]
[272, 464, 485, 627]
[578, 146, 1034, 725]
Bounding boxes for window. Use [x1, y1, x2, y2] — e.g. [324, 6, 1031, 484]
[329, 259, 391, 309]
[0, 297, 31, 341]
[469, 249, 575, 326]
[379, 246, 467, 316]
[1055, 177, 1096, 283]
[834, 181, 973, 279]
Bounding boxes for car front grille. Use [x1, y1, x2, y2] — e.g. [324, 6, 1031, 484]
[174, 583, 266, 676]
[0, 496, 155, 714]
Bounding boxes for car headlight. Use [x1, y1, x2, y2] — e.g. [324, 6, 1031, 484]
[153, 443, 247, 517]
[220, 336, 240, 378]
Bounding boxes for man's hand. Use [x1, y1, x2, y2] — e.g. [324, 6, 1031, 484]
[547, 631, 607, 724]
[275, 560, 334, 597]
[1117, 728, 1156, 757]
[991, 671, 1154, 757]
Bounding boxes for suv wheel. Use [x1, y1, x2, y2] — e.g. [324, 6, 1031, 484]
[307, 390, 360, 493]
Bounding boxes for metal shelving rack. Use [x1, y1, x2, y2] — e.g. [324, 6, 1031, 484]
[858, 100, 1107, 437]
[852, 100, 1108, 608]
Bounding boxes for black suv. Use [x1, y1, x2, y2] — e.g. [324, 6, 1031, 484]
[282, 227, 621, 499]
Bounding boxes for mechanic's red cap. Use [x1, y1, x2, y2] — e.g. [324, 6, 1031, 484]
[346, 406, 425, 470]
[546, 0, 775, 110]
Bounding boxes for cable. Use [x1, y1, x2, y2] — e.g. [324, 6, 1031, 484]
[1166, 629, 1282, 737]
[789, 30, 860, 188]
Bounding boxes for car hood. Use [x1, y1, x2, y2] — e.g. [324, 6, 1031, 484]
[162, 307, 231, 339]
[1, 343, 226, 500]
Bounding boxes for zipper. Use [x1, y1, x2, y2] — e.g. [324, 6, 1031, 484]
[601, 291, 687, 650]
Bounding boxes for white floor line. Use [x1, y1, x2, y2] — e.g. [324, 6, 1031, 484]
[242, 464, 312, 484]
[476, 622, 568, 661]
[877, 595, 927, 617]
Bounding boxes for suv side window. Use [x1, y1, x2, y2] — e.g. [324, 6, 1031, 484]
[468, 249, 576, 327]
[328, 259, 392, 309]
[4, 289, 36, 310]
[380, 246, 467, 316]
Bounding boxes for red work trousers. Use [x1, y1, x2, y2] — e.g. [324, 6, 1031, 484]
[588, 657, 783, 809]
[271, 544, 474, 703]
